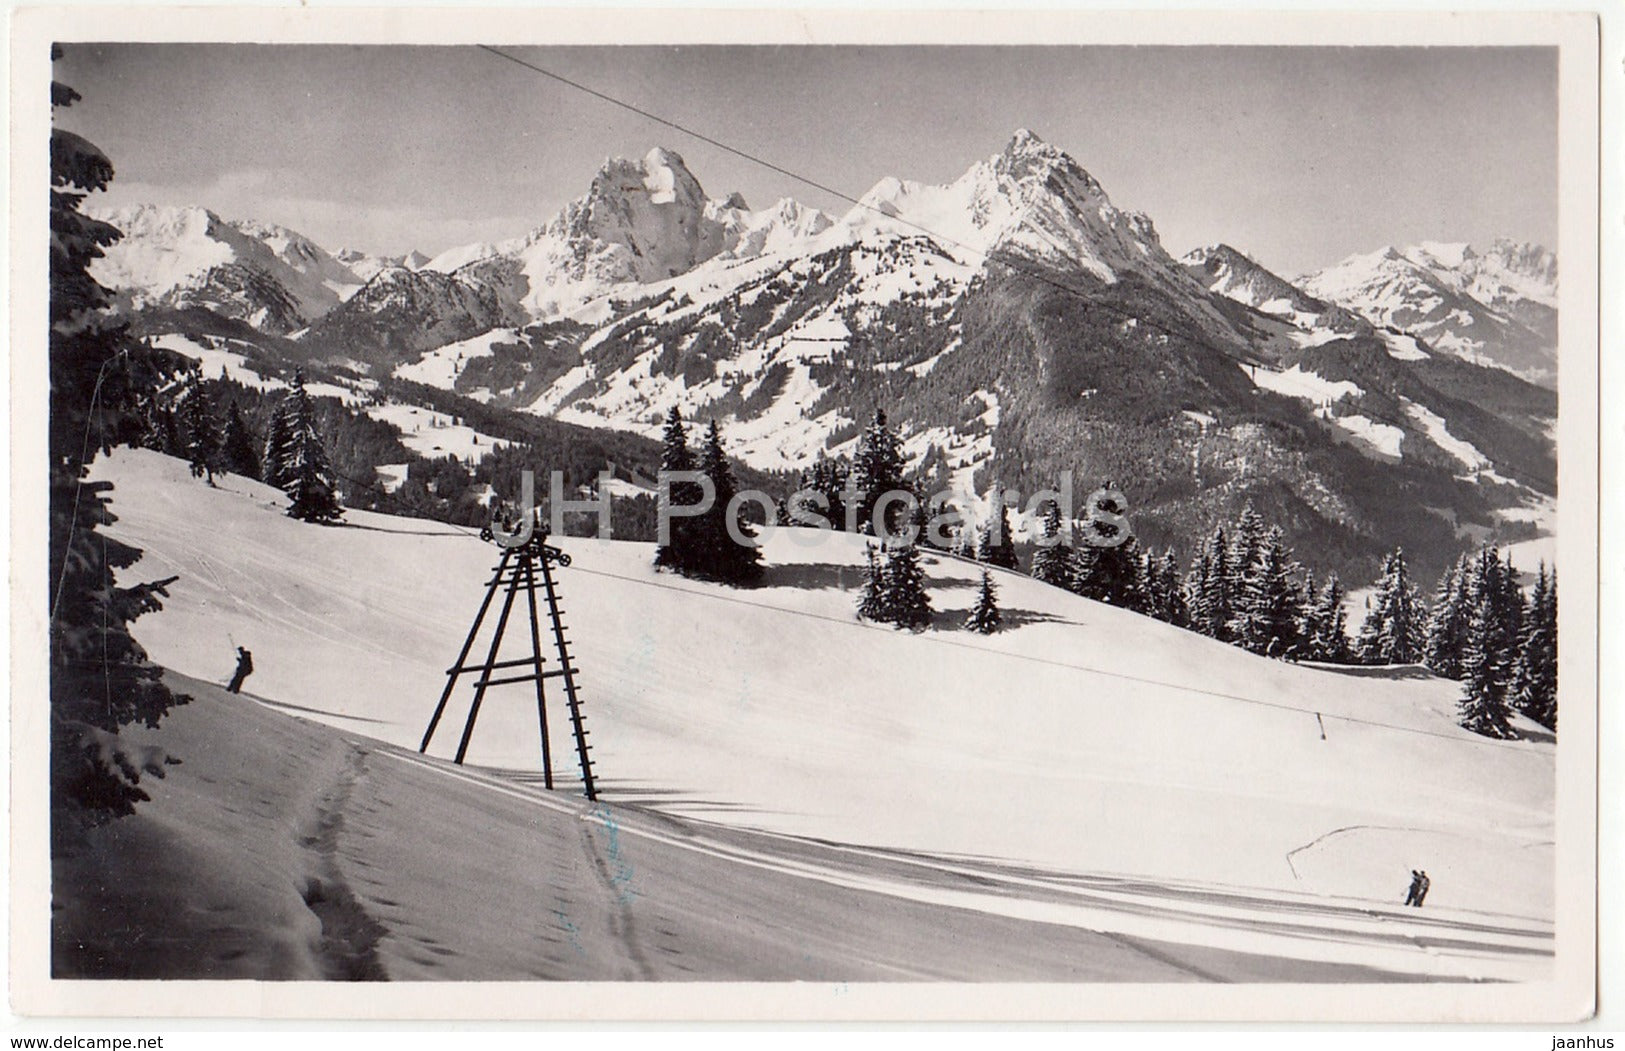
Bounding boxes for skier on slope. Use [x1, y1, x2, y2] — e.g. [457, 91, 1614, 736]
[1404, 869, 1424, 906]
[1415, 870, 1431, 907]
[227, 646, 254, 694]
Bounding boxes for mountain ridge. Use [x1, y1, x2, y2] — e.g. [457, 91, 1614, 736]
[84, 132, 1558, 584]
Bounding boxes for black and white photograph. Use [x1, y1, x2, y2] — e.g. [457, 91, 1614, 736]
[10, 4, 1610, 1026]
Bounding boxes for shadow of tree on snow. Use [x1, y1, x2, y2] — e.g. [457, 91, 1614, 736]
[1304, 662, 1439, 682]
[763, 560, 978, 592]
[930, 607, 1068, 633]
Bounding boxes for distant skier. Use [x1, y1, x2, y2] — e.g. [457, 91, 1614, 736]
[1404, 869, 1424, 906]
[1415, 870, 1431, 907]
[227, 646, 254, 694]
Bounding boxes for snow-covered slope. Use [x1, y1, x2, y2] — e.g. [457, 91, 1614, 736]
[297, 265, 524, 367]
[99, 448, 1554, 927]
[527, 233, 976, 471]
[1299, 241, 1556, 385]
[87, 204, 366, 332]
[392, 327, 522, 393]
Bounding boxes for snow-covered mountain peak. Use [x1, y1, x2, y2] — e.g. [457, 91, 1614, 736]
[991, 127, 1098, 190]
[1300, 239, 1558, 384]
[593, 146, 706, 210]
[417, 147, 843, 320]
[1183, 242, 1372, 346]
[835, 132, 1176, 287]
[1474, 239, 1558, 306]
[94, 202, 220, 240]
[1409, 241, 1476, 270]
[852, 176, 919, 218]
[334, 247, 430, 283]
[1003, 126, 1049, 154]
[85, 202, 365, 332]
[1183, 243, 1251, 269]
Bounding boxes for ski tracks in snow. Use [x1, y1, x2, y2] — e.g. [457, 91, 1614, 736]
[373, 748, 1552, 982]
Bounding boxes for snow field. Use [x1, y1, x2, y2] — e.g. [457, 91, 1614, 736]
[96, 449, 1553, 927]
[393, 328, 521, 390]
[152, 334, 360, 404]
[363, 403, 508, 463]
[1248, 364, 1362, 406]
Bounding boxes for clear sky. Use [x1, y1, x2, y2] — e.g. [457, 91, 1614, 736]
[53, 43, 1557, 278]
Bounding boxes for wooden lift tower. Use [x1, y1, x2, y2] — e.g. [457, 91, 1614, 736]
[420, 512, 597, 800]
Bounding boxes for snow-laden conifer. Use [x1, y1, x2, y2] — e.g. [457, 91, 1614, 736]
[965, 570, 1002, 634]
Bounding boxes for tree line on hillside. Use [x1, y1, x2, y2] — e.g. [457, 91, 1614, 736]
[764, 407, 1558, 738]
[139, 367, 344, 523]
[141, 359, 680, 545]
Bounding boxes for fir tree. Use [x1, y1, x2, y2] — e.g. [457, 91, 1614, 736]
[857, 544, 886, 622]
[1071, 484, 1141, 609]
[1297, 568, 1318, 648]
[1307, 573, 1353, 663]
[1235, 527, 1303, 658]
[965, 570, 1002, 634]
[852, 409, 905, 536]
[1423, 554, 1474, 679]
[654, 407, 700, 571]
[978, 484, 1019, 570]
[218, 399, 260, 479]
[1228, 506, 1267, 586]
[809, 456, 850, 532]
[1497, 550, 1527, 664]
[138, 392, 180, 455]
[1137, 550, 1158, 617]
[880, 542, 933, 630]
[1357, 547, 1426, 664]
[1189, 526, 1233, 640]
[908, 487, 934, 548]
[49, 53, 188, 830]
[1511, 563, 1557, 731]
[953, 524, 978, 560]
[277, 374, 343, 523]
[1030, 499, 1073, 588]
[787, 455, 848, 531]
[177, 368, 220, 483]
[1158, 550, 1189, 628]
[1458, 581, 1515, 739]
[695, 419, 762, 584]
[1185, 548, 1214, 636]
[261, 380, 299, 489]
